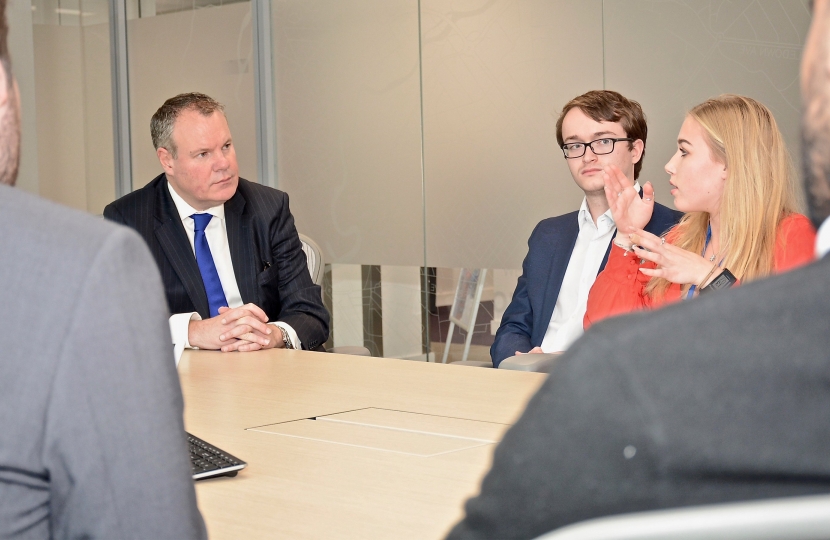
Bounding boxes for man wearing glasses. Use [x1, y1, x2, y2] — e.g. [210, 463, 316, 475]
[491, 90, 681, 366]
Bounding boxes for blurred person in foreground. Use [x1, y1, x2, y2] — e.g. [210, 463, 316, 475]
[0, 1, 205, 537]
[446, 4, 830, 538]
[584, 94, 815, 327]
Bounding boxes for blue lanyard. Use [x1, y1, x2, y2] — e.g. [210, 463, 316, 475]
[686, 225, 713, 300]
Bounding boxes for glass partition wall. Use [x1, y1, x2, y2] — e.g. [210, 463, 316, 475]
[271, 0, 810, 363]
[127, 0, 257, 190]
[29, 0, 810, 363]
[31, 0, 115, 214]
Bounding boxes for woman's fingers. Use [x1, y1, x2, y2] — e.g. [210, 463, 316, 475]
[615, 166, 632, 187]
[630, 231, 713, 286]
[608, 165, 634, 189]
[603, 172, 624, 205]
[628, 228, 662, 250]
[642, 181, 655, 203]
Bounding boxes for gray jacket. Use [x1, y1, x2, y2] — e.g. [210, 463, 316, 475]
[0, 185, 205, 539]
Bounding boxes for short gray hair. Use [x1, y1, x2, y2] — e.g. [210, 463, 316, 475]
[150, 92, 224, 158]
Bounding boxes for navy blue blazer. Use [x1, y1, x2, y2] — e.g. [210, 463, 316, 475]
[103, 174, 330, 351]
[491, 203, 681, 366]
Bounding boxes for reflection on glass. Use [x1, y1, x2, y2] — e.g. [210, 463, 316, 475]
[272, 0, 423, 267]
[325, 264, 518, 363]
[153, 0, 247, 17]
[421, 0, 604, 270]
[604, 0, 809, 197]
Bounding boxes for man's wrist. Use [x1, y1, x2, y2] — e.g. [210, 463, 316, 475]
[187, 317, 206, 349]
[275, 324, 291, 349]
[170, 312, 201, 349]
[271, 322, 302, 350]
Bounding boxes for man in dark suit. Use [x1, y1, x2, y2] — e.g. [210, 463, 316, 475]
[105, 93, 329, 359]
[491, 91, 681, 366]
[0, 6, 204, 536]
[447, 5, 830, 538]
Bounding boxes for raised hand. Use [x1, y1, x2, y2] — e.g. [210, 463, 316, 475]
[603, 165, 655, 238]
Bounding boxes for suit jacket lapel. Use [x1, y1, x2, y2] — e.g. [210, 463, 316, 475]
[153, 178, 210, 318]
[535, 216, 580, 344]
[225, 189, 258, 306]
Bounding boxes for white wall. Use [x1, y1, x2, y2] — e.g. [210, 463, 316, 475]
[33, 24, 87, 209]
[127, 3, 257, 189]
[32, 21, 114, 213]
[330, 263, 363, 349]
[30, 2, 252, 213]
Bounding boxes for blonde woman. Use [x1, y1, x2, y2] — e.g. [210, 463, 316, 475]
[584, 94, 816, 326]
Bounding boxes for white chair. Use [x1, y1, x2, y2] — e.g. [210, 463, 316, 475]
[298, 233, 371, 357]
[534, 494, 830, 540]
[498, 352, 560, 373]
[298, 234, 324, 288]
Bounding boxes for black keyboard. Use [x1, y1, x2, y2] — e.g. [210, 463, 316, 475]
[187, 432, 247, 480]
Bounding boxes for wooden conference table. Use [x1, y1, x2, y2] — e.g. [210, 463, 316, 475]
[178, 349, 546, 539]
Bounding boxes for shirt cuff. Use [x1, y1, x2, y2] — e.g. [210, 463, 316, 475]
[270, 321, 302, 350]
[170, 312, 202, 366]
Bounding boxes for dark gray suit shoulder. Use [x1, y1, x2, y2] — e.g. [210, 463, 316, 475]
[5, 184, 120, 254]
[451, 256, 830, 539]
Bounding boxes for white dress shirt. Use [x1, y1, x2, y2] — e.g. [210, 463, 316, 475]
[540, 184, 639, 353]
[816, 215, 830, 259]
[167, 183, 300, 363]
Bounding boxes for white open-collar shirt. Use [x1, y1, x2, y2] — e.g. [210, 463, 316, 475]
[167, 182, 300, 363]
[540, 183, 639, 353]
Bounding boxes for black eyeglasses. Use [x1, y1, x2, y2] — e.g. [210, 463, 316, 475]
[561, 137, 634, 159]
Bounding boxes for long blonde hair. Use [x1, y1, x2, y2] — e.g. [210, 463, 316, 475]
[647, 94, 800, 299]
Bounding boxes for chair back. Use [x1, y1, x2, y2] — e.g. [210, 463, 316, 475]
[298, 234, 372, 357]
[535, 493, 830, 540]
[298, 234, 324, 286]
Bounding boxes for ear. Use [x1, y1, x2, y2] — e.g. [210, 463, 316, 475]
[157, 147, 174, 175]
[720, 163, 728, 182]
[630, 139, 645, 164]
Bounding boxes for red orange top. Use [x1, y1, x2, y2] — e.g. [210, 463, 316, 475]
[584, 213, 817, 328]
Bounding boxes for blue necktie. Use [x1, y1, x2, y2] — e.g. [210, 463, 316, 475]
[191, 213, 228, 318]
